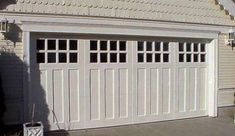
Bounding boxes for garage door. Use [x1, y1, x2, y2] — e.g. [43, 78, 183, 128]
[31, 37, 208, 130]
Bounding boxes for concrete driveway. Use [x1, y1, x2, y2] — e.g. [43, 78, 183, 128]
[46, 107, 235, 136]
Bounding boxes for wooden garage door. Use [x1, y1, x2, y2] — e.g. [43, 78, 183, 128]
[31, 38, 208, 130]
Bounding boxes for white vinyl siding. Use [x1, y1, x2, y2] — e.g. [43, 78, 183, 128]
[218, 34, 235, 107]
[0, 29, 24, 124]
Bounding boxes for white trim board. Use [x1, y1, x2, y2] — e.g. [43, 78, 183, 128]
[0, 13, 234, 34]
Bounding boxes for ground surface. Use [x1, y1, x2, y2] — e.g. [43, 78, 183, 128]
[46, 107, 235, 136]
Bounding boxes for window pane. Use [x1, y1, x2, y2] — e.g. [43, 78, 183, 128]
[138, 53, 144, 62]
[201, 44, 205, 52]
[100, 53, 108, 63]
[100, 41, 107, 51]
[194, 54, 198, 62]
[194, 43, 198, 52]
[155, 53, 161, 62]
[119, 41, 126, 51]
[186, 43, 191, 52]
[90, 40, 97, 50]
[163, 42, 169, 51]
[179, 54, 184, 62]
[187, 54, 191, 62]
[179, 43, 184, 52]
[59, 53, 67, 63]
[120, 53, 126, 63]
[37, 53, 45, 63]
[48, 40, 56, 50]
[59, 40, 67, 50]
[70, 40, 77, 50]
[146, 53, 152, 62]
[48, 53, 56, 63]
[163, 54, 169, 62]
[90, 53, 98, 63]
[201, 54, 206, 62]
[138, 42, 144, 51]
[37, 39, 45, 50]
[70, 53, 77, 63]
[146, 42, 152, 51]
[155, 42, 161, 51]
[110, 53, 117, 63]
[110, 41, 117, 51]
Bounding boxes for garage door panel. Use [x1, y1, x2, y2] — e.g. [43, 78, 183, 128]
[189, 68, 197, 111]
[177, 68, 187, 113]
[105, 69, 115, 119]
[162, 68, 172, 114]
[150, 68, 160, 115]
[199, 68, 207, 110]
[137, 68, 147, 116]
[53, 69, 65, 123]
[89, 69, 101, 121]
[68, 69, 80, 122]
[118, 68, 129, 118]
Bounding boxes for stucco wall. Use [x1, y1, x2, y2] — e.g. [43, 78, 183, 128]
[0, 24, 24, 124]
[218, 33, 235, 107]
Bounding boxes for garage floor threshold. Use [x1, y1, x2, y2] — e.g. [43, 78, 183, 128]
[46, 107, 235, 136]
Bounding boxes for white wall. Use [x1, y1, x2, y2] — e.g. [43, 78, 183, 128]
[218, 33, 235, 107]
[0, 24, 24, 124]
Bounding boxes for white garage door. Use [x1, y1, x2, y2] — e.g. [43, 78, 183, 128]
[30, 37, 208, 130]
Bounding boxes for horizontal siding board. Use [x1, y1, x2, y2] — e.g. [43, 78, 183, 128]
[0, 31, 24, 125]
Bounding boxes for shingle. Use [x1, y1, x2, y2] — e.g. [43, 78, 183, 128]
[1, 0, 235, 25]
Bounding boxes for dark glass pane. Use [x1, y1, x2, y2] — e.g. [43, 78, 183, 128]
[194, 43, 198, 52]
[119, 41, 126, 51]
[90, 53, 98, 63]
[147, 53, 152, 62]
[120, 53, 126, 63]
[110, 41, 117, 51]
[48, 53, 56, 63]
[179, 54, 184, 62]
[59, 40, 67, 50]
[163, 54, 169, 62]
[59, 53, 67, 63]
[138, 53, 144, 62]
[37, 53, 45, 63]
[37, 39, 45, 50]
[201, 44, 205, 52]
[138, 42, 144, 51]
[155, 42, 161, 51]
[179, 43, 184, 52]
[70, 40, 77, 50]
[186, 43, 191, 52]
[194, 54, 199, 62]
[146, 42, 152, 51]
[48, 40, 56, 50]
[110, 53, 117, 63]
[187, 54, 191, 62]
[201, 54, 206, 62]
[163, 42, 169, 51]
[70, 53, 77, 63]
[155, 53, 161, 62]
[100, 41, 107, 51]
[90, 40, 97, 50]
[100, 53, 108, 63]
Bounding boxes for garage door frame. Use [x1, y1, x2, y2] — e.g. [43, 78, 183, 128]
[22, 19, 219, 130]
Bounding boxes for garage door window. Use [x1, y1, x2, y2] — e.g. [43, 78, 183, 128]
[179, 42, 206, 63]
[137, 41, 169, 63]
[36, 39, 78, 63]
[90, 40, 127, 63]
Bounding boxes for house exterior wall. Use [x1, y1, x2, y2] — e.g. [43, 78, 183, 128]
[0, 0, 234, 126]
[218, 33, 235, 107]
[0, 24, 24, 124]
